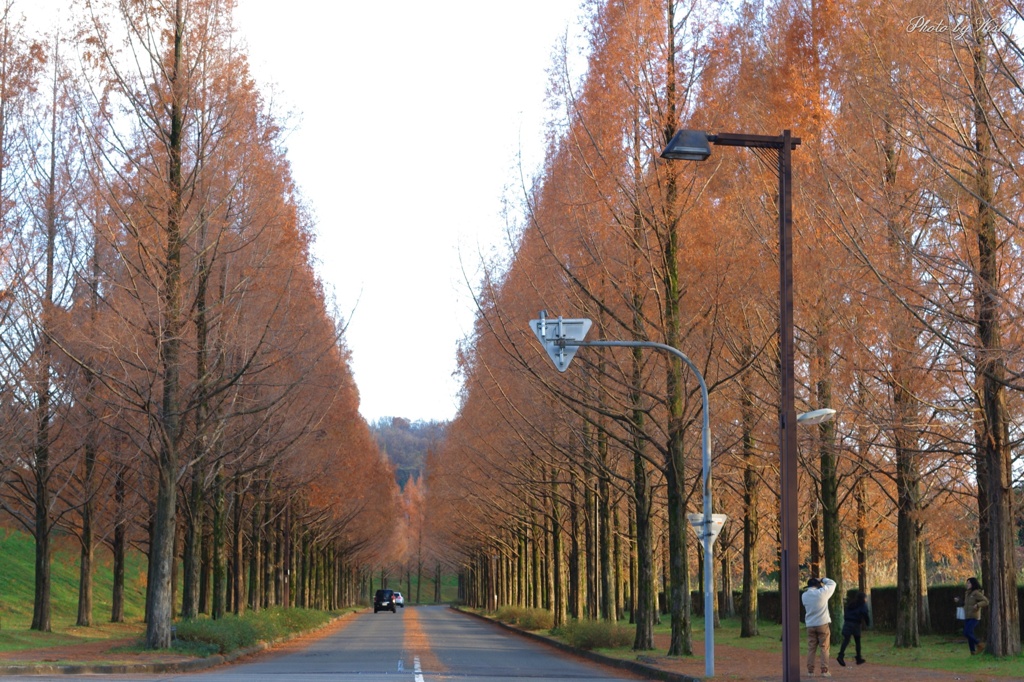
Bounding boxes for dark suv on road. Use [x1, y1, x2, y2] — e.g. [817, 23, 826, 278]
[373, 589, 396, 613]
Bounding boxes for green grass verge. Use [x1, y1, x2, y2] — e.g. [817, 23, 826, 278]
[0, 527, 345, 661]
[0, 527, 149, 651]
[566, 615, 1024, 678]
[0, 621, 147, 655]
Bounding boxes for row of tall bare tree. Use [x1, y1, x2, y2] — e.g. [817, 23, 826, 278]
[425, 0, 1022, 658]
[0, 0, 402, 648]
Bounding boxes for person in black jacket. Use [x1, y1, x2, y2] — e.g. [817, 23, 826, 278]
[836, 591, 870, 666]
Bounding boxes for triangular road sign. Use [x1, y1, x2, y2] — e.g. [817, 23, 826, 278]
[687, 513, 729, 546]
[530, 315, 592, 372]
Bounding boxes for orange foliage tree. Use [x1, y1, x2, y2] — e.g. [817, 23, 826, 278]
[0, 0, 400, 646]
[425, 0, 1023, 661]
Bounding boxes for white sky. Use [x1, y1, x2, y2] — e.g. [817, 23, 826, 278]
[235, 0, 585, 424]
[24, 0, 587, 424]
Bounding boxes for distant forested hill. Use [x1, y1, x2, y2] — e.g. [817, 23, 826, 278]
[370, 417, 447, 488]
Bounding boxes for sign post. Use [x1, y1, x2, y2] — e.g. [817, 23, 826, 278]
[530, 311, 720, 677]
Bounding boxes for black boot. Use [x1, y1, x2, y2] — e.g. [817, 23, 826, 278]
[837, 654, 845, 667]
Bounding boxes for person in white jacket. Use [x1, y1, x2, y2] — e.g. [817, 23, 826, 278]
[802, 576, 837, 677]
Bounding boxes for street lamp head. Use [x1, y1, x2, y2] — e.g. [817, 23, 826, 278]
[661, 129, 715, 161]
[797, 408, 837, 425]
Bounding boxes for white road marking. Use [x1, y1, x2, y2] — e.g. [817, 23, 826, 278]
[414, 655, 424, 682]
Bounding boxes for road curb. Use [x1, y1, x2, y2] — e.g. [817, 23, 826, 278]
[452, 607, 701, 682]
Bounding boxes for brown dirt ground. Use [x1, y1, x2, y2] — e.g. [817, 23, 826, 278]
[0, 615, 1018, 681]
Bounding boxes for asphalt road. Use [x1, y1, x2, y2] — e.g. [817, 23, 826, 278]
[0, 606, 641, 682]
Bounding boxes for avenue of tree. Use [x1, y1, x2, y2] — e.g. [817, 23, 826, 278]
[424, 0, 1023, 659]
[0, 0, 405, 648]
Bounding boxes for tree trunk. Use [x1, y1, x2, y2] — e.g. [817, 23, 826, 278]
[111, 465, 127, 623]
[180, 468, 203, 620]
[30, 33, 64, 634]
[628, 502, 637, 625]
[583, 469, 596, 619]
[970, 0, 1020, 657]
[78, 231, 103, 628]
[720, 550, 734, 617]
[658, 0, 693, 655]
[917, 536, 930, 634]
[569, 477, 582, 620]
[809, 490, 821, 579]
[894, 447, 920, 647]
[633, 462, 655, 651]
[263, 502, 274, 608]
[531, 515, 541, 609]
[31, 475, 52, 632]
[614, 503, 624, 621]
[435, 561, 442, 603]
[232, 477, 245, 615]
[740, 342, 759, 637]
[815, 325, 842, 642]
[543, 508, 552, 612]
[855, 474, 868, 594]
[599, 427, 614, 621]
[76, 436, 96, 627]
[145, 0, 186, 649]
[182, 214, 212, 618]
[200, 518, 212, 613]
[299, 532, 309, 608]
[622, 299, 655, 647]
[665, 446, 692, 655]
[212, 470, 226, 619]
[248, 501, 261, 612]
[878, 103, 923, 650]
[851, 378, 870, 596]
[550, 474, 566, 626]
[515, 523, 523, 607]
[283, 503, 292, 607]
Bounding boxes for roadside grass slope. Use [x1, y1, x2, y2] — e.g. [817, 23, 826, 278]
[0, 526, 148, 651]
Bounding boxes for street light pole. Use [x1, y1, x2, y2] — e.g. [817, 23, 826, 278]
[777, 130, 802, 682]
[661, 129, 802, 682]
[529, 315, 722, 678]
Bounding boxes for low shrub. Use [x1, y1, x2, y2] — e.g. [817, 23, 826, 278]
[257, 607, 331, 636]
[174, 608, 333, 654]
[555, 619, 633, 650]
[175, 615, 258, 653]
[493, 606, 554, 631]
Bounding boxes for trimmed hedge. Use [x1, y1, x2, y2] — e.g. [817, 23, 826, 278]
[684, 585, 1024, 637]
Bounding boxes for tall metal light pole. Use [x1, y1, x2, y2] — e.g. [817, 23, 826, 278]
[530, 314, 725, 678]
[661, 129, 802, 682]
